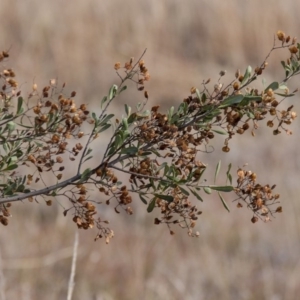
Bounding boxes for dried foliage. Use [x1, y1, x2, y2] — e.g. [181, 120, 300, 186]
[0, 32, 299, 242]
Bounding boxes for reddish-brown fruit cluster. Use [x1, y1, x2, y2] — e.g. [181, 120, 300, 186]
[154, 187, 201, 237]
[235, 168, 281, 223]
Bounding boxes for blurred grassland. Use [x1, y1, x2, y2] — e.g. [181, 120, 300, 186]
[1, 0, 300, 299]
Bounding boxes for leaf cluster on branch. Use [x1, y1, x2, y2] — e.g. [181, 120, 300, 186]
[0, 31, 298, 242]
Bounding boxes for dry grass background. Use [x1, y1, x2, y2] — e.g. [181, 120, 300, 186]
[1, 0, 300, 299]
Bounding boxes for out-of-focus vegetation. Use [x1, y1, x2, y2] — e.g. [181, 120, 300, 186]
[1, 1, 300, 299]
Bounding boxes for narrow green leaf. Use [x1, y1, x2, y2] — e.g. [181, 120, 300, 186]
[4, 164, 18, 171]
[212, 129, 228, 135]
[168, 106, 174, 122]
[195, 88, 201, 101]
[17, 97, 23, 115]
[214, 161, 221, 184]
[92, 112, 97, 120]
[179, 186, 190, 196]
[125, 104, 131, 116]
[219, 95, 244, 108]
[83, 148, 92, 157]
[79, 168, 91, 183]
[122, 117, 128, 130]
[246, 111, 255, 119]
[156, 162, 168, 173]
[99, 114, 114, 126]
[83, 156, 93, 163]
[218, 192, 230, 212]
[241, 66, 252, 85]
[120, 146, 138, 155]
[275, 92, 295, 98]
[189, 188, 203, 202]
[7, 121, 16, 132]
[17, 184, 25, 192]
[8, 156, 17, 164]
[239, 95, 262, 106]
[98, 123, 111, 133]
[264, 82, 279, 92]
[136, 110, 151, 119]
[118, 85, 127, 94]
[127, 113, 137, 125]
[101, 96, 108, 108]
[109, 84, 118, 100]
[139, 194, 148, 205]
[154, 194, 174, 202]
[147, 198, 156, 213]
[148, 147, 161, 157]
[226, 163, 232, 185]
[210, 185, 233, 192]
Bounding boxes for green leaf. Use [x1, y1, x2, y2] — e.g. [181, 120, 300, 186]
[241, 66, 252, 85]
[179, 186, 190, 196]
[214, 161, 221, 184]
[118, 85, 127, 94]
[275, 92, 295, 98]
[17, 97, 23, 115]
[264, 82, 279, 92]
[219, 95, 244, 108]
[4, 164, 18, 171]
[8, 156, 17, 163]
[136, 110, 151, 119]
[98, 123, 111, 133]
[139, 194, 148, 205]
[99, 114, 114, 126]
[107, 133, 121, 156]
[168, 106, 174, 122]
[122, 118, 128, 130]
[218, 192, 230, 212]
[239, 95, 262, 106]
[125, 104, 131, 116]
[83, 156, 93, 163]
[101, 96, 108, 108]
[109, 84, 118, 100]
[156, 162, 168, 173]
[86, 148, 93, 156]
[189, 188, 203, 202]
[246, 111, 255, 119]
[212, 129, 228, 135]
[195, 88, 201, 101]
[210, 185, 233, 192]
[79, 168, 91, 183]
[203, 187, 212, 194]
[154, 194, 174, 202]
[147, 198, 156, 213]
[120, 146, 138, 155]
[92, 112, 97, 122]
[127, 113, 137, 125]
[17, 184, 25, 192]
[7, 121, 16, 132]
[226, 163, 232, 185]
